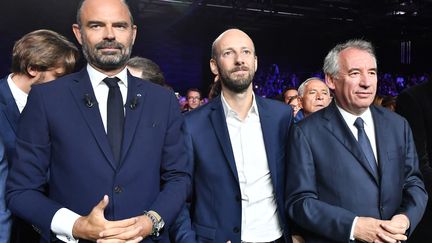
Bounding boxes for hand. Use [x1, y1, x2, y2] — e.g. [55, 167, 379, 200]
[376, 214, 409, 243]
[354, 217, 385, 242]
[98, 214, 153, 242]
[72, 195, 138, 241]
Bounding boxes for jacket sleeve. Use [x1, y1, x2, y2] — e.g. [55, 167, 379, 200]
[0, 139, 11, 243]
[168, 120, 197, 243]
[285, 124, 356, 242]
[148, 93, 192, 227]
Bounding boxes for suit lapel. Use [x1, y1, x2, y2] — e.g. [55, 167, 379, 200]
[209, 97, 239, 182]
[323, 102, 379, 184]
[120, 74, 145, 163]
[0, 77, 20, 134]
[68, 69, 116, 169]
[256, 97, 278, 188]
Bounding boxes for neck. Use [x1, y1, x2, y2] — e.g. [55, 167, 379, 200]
[90, 64, 125, 77]
[222, 85, 253, 120]
[10, 73, 33, 94]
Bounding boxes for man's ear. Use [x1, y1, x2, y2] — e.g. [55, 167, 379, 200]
[210, 59, 219, 76]
[27, 66, 39, 78]
[326, 74, 336, 90]
[254, 55, 258, 72]
[131, 25, 137, 45]
[72, 24, 83, 45]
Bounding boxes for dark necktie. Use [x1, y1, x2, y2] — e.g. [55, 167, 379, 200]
[103, 77, 124, 166]
[354, 117, 378, 177]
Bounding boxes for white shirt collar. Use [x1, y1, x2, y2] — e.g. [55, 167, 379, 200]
[86, 64, 128, 90]
[7, 73, 28, 113]
[336, 104, 373, 129]
[220, 91, 259, 119]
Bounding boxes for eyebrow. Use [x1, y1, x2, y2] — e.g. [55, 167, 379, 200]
[86, 20, 130, 27]
[347, 67, 377, 72]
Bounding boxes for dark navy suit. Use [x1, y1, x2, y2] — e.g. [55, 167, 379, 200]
[0, 138, 11, 243]
[0, 76, 40, 243]
[285, 102, 428, 243]
[0, 76, 20, 160]
[170, 95, 293, 243]
[6, 69, 191, 242]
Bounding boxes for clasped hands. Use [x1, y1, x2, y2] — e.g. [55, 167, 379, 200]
[72, 195, 153, 243]
[354, 214, 410, 243]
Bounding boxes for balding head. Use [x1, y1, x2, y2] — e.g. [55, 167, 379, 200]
[76, 0, 134, 26]
[211, 29, 255, 59]
[209, 29, 257, 94]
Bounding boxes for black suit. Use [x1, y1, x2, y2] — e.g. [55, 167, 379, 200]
[396, 80, 432, 243]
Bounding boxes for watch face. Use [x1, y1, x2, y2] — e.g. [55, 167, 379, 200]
[157, 220, 165, 230]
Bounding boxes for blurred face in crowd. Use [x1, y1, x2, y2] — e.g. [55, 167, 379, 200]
[210, 29, 257, 94]
[73, 0, 136, 72]
[300, 79, 331, 116]
[327, 48, 377, 115]
[288, 95, 301, 116]
[284, 89, 298, 104]
[187, 90, 201, 110]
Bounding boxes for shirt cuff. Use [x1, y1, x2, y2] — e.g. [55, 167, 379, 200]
[51, 208, 81, 242]
[349, 216, 358, 241]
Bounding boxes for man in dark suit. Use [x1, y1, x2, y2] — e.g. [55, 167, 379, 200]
[6, 0, 190, 242]
[0, 29, 79, 243]
[285, 39, 427, 243]
[0, 138, 10, 243]
[170, 29, 293, 243]
[396, 79, 432, 242]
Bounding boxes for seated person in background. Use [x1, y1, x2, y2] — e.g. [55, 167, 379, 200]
[298, 77, 331, 118]
[283, 87, 303, 122]
[283, 87, 298, 105]
[183, 88, 202, 112]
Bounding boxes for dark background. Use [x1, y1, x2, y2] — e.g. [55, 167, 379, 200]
[1, 0, 432, 95]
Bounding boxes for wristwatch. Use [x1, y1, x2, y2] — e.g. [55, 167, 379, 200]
[144, 210, 165, 237]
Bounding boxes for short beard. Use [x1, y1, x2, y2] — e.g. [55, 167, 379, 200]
[219, 66, 254, 94]
[82, 38, 132, 71]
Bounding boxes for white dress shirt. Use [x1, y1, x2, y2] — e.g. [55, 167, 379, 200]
[221, 92, 282, 242]
[336, 104, 378, 240]
[7, 74, 28, 113]
[51, 64, 128, 242]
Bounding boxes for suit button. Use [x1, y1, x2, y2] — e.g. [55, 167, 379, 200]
[235, 195, 241, 202]
[233, 227, 240, 233]
[114, 186, 123, 193]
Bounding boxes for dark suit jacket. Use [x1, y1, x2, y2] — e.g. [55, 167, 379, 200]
[0, 75, 40, 243]
[396, 80, 432, 243]
[170, 95, 293, 243]
[0, 138, 11, 243]
[0, 76, 20, 160]
[6, 68, 191, 242]
[285, 102, 427, 243]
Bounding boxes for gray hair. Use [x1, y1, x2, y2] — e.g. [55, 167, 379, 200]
[298, 77, 327, 97]
[323, 39, 376, 78]
[76, 0, 134, 26]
